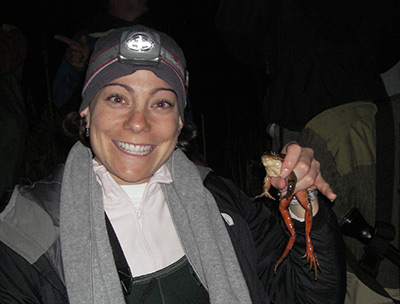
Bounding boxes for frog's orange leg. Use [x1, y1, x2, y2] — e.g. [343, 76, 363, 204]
[295, 190, 320, 279]
[274, 195, 295, 273]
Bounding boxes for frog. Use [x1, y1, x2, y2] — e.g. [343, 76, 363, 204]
[257, 151, 320, 279]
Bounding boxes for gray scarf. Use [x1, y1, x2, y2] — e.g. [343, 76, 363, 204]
[60, 142, 251, 304]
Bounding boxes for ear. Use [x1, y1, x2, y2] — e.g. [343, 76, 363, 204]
[80, 107, 91, 128]
[178, 117, 184, 130]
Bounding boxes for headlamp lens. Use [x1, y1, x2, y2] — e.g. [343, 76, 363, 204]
[118, 30, 161, 65]
[125, 34, 154, 52]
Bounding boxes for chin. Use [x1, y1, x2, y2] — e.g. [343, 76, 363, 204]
[113, 169, 152, 185]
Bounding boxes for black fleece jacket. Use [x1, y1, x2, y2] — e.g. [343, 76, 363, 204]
[0, 166, 346, 303]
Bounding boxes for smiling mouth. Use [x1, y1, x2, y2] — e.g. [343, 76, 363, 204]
[116, 141, 153, 156]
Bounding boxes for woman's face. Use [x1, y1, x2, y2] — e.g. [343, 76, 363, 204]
[81, 70, 183, 185]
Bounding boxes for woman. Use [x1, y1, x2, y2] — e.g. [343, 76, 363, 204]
[0, 25, 345, 303]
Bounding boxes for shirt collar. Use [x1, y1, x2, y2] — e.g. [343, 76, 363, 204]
[92, 159, 173, 187]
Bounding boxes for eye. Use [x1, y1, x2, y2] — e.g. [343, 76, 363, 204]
[107, 95, 126, 104]
[152, 100, 173, 109]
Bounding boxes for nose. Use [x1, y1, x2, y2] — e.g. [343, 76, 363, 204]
[123, 107, 150, 133]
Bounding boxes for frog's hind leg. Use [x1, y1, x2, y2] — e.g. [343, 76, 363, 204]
[274, 196, 296, 273]
[295, 190, 320, 279]
[256, 176, 275, 200]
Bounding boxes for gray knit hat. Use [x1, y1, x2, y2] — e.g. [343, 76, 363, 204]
[80, 25, 188, 121]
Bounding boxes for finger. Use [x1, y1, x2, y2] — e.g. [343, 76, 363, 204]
[65, 53, 86, 70]
[270, 176, 291, 198]
[67, 43, 85, 52]
[293, 172, 316, 193]
[80, 35, 90, 61]
[66, 51, 86, 67]
[68, 55, 84, 64]
[295, 156, 320, 188]
[280, 143, 303, 178]
[54, 34, 75, 46]
[65, 50, 83, 60]
[66, 48, 83, 56]
[283, 146, 314, 181]
[314, 173, 337, 201]
[280, 141, 299, 154]
[80, 35, 88, 47]
[270, 176, 288, 192]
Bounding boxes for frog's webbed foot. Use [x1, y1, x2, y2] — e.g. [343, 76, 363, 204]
[256, 176, 275, 200]
[256, 191, 275, 200]
[303, 241, 320, 280]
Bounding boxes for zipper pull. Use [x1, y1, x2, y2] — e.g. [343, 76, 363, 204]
[136, 209, 143, 229]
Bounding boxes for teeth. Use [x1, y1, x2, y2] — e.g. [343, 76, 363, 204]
[116, 141, 152, 155]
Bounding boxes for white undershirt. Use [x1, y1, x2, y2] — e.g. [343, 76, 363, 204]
[121, 183, 147, 212]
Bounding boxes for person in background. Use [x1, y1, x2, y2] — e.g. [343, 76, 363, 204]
[0, 25, 345, 303]
[52, 0, 150, 116]
[0, 24, 27, 208]
[297, 96, 400, 303]
[215, 0, 400, 147]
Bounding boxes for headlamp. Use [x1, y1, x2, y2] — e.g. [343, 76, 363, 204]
[81, 25, 188, 118]
[118, 31, 161, 65]
[118, 29, 187, 88]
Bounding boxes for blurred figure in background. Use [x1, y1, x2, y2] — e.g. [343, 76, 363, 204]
[52, 0, 151, 116]
[0, 24, 27, 208]
[215, 0, 400, 147]
[297, 96, 400, 304]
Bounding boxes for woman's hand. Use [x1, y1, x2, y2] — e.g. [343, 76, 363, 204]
[270, 142, 337, 201]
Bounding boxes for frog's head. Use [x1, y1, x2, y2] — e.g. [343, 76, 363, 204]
[261, 152, 283, 177]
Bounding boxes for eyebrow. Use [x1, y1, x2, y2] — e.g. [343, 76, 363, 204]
[103, 83, 177, 96]
[152, 87, 177, 96]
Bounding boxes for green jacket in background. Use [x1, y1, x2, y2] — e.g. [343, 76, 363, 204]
[299, 98, 400, 290]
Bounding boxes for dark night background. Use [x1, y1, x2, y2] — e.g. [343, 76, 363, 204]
[1, 0, 271, 196]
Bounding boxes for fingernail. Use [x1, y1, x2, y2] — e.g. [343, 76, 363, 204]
[281, 168, 290, 178]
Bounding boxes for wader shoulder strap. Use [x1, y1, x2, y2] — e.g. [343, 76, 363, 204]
[105, 214, 133, 296]
[374, 97, 395, 225]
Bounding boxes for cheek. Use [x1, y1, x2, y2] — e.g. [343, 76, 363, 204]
[90, 109, 117, 133]
[158, 120, 181, 142]
[89, 113, 117, 149]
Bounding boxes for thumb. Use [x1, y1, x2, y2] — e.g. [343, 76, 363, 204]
[80, 35, 88, 46]
[80, 35, 90, 59]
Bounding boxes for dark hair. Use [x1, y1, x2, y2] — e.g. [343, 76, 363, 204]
[62, 111, 197, 154]
[62, 111, 90, 147]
